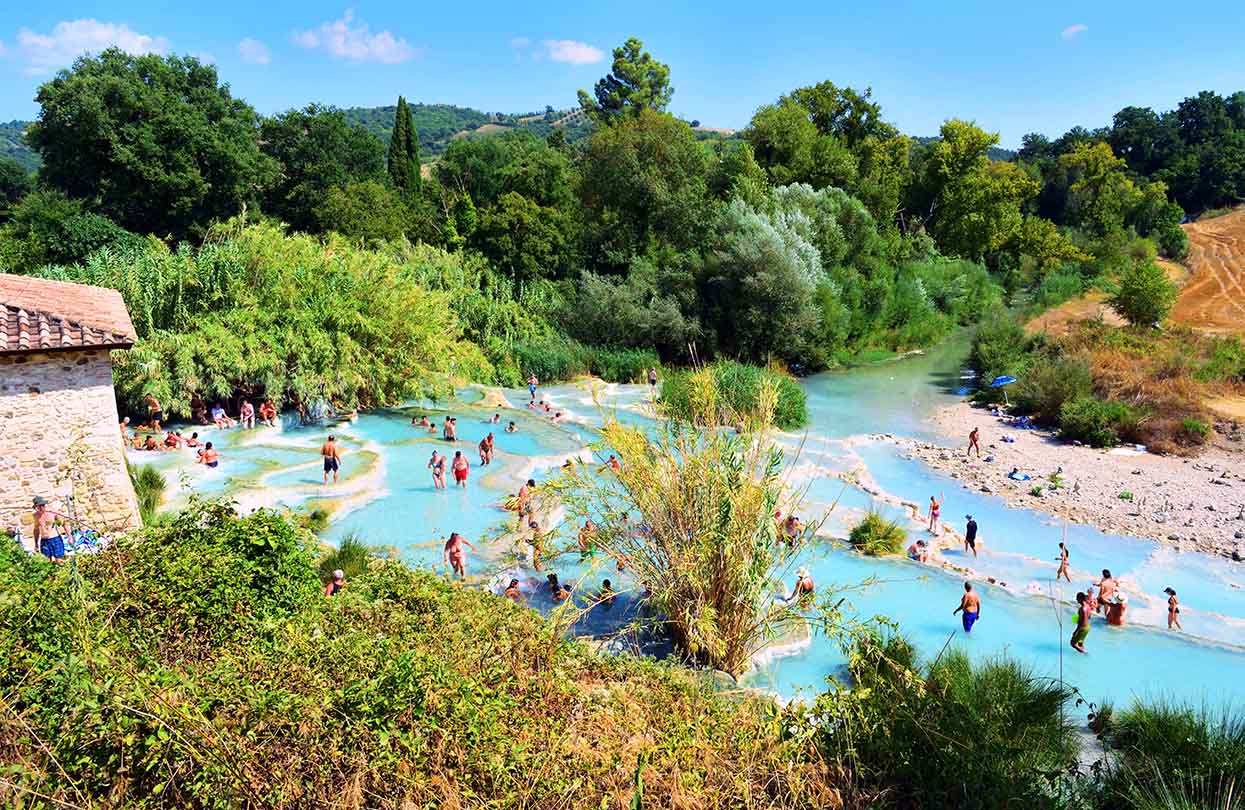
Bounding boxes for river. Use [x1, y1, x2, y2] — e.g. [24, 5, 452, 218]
[132, 335, 1245, 708]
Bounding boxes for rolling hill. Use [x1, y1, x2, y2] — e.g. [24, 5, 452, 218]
[0, 121, 39, 172]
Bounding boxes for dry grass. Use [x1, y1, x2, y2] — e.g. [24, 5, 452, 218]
[1060, 323, 1244, 454]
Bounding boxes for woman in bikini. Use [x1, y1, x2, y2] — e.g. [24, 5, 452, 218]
[427, 450, 446, 490]
[927, 493, 943, 534]
[443, 532, 476, 579]
[479, 433, 494, 466]
[1164, 587, 1182, 631]
[1056, 542, 1072, 582]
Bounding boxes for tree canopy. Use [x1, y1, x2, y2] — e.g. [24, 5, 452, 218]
[577, 37, 673, 125]
[27, 48, 275, 239]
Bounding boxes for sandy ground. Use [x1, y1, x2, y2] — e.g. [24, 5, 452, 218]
[1171, 207, 1245, 334]
[894, 401, 1245, 559]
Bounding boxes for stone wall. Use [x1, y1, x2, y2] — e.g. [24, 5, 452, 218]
[0, 349, 140, 549]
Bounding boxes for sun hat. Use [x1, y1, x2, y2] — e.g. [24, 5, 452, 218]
[1163, 587, 1176, 595]
[332, 569, 345, 580]
[32, 496, 48, 507]
[796, 567, 809, 577]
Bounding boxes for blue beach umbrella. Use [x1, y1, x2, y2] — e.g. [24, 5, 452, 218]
[989, 375, 1018, 405]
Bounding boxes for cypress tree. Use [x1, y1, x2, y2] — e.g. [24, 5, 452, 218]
[387, 96, 420, 193]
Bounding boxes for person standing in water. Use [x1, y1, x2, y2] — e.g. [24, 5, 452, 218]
[451, 451, 470, 488]
[1056, 543, 1072, 582]
[953, 582, 981, 632]
[1095, 569, 1117, 614]
[443, 532, 476, 579]
[648, 367, 659, 393]
[1071, 592, 1091, 654]
[1164, 587, 1182, 631]
[427, 450, 446, 490]
[967, 426, 981, 458]
[963, 515, 978, 558]
[927, 493, 943, 534]
[527, 373, 539, 402]
[321, 435, 342, 484]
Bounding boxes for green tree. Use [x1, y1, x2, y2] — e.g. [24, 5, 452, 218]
[475, 191, 572, 282]
[578, 109, 710, 268]
[387, 95, 421, 194]
[260, 104, 386, 233]
[0, 190, 143, 274]
[0, 157, 32, 216]
[27, 48, 275, 238]
[915, 120, 1039, 259]
[1109, 260, 1178, 326]
[1057, 141, 1144, 237]
[785, 81, 897, 146]
[577, 37, 673, 125]
[317, 180, 410, 242]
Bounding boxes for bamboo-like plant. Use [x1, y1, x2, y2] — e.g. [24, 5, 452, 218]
[549, 368, 821, 678]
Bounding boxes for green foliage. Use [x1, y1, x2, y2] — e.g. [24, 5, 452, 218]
[317, 532, 376, 582]
[510, 333, 658, 384]
[1059, 396, 1133, 447]
[1110, 260, 1179, 326]
[847, 512, 906, 556]
[0, 503, 839, 808]
[0, 155, 32, 213]
[0, 190, 145, 273]
[1012, 354, 1094, 425]
[475, 190, 575, 282]
[969, 309, 1030, 384]
[27, 48, 275, 238]
[128, 463, 167, 525]
[660, 361, 807, 430]
[1095, 701, 1245, 810]
[37, 221, 493, 416]
[259, 104, 387, 233]
[818, 636, 1077, 809]
[317, 179, 411, 242]
[559, 262, 701, 360]
[1180, 417, 1211, 444]
[0, 120, 39, 172]
[577, 37, 674, 125]
[386, 96, 421, 193]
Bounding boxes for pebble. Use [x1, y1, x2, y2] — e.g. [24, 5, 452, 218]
[1168, 534, 1181, 541]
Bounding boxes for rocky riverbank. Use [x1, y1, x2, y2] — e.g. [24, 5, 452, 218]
[891, 401, 1245, 559]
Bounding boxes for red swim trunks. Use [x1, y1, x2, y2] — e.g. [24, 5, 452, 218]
[455, 468, 468, 482]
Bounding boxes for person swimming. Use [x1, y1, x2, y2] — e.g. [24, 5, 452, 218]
[953, 582, 980, 633]
[506, 421, 518, 433]
[504, 578, 523, 603]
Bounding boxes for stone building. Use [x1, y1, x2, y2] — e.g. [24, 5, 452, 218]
[1, 274, 141, 547]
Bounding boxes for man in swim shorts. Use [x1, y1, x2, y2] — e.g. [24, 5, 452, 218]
[32, 497, 68, 563]
[451, 451, 469, 487]
[527, 373, 539, 402]
[1071, 592, 1091, 653]
[145, 393, 164, 431]
[321, 435, 342, 484]
[952, 582, 980, 632]
[967, 427, 981, 458]
[964, 515, 978, 558]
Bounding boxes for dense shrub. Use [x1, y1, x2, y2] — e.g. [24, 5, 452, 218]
[1012, 354, 1094, 426]
[511, 334, 659, 383]
[847, 512, 907, 556]
[1093, 701, 1245, 810]
[660, 360, 807, 430]
[0, 504, 849, 809]
[816, 635, 1076, 809]
[970, 309, 1030, 385]
[1109, 260, 1178, 326]
[1058, 396, 1132, 447]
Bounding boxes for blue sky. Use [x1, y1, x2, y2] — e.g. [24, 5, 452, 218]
[1, 2, 1242, 147]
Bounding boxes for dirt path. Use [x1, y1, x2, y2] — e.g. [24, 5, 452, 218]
[1172, 208, 1245, 334]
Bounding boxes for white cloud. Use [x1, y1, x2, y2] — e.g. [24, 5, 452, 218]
[238, 37, 271, 65]
[543, 39, 603, 65]
[16, 19, 169, 75]
[292, 9, 419, 64]
[1060, 23, 1088, 40]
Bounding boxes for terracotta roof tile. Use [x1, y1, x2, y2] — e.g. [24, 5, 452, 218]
[0, 274, 136, 355]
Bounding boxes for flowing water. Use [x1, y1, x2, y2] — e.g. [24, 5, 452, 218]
[133, 335, 1245, 708]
